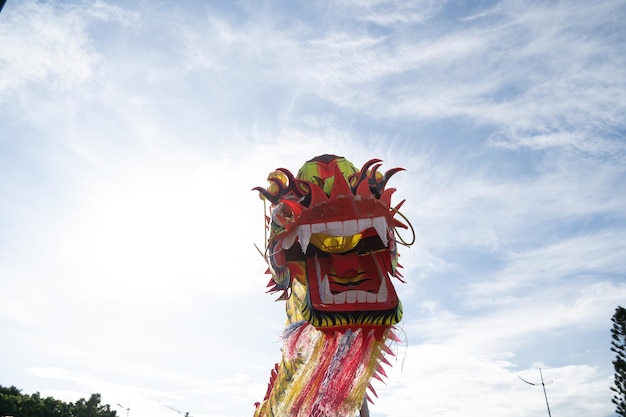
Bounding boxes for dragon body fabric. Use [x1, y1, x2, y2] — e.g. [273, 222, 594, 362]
[253, 154, 410, 417]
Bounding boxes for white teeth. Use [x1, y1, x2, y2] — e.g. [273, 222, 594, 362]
[373, 217, 388, 245]
[303, 220, 392, 306]
[326, 221, 343, 236]
[316, 276, 389, 305]
[321, 274, 333, 304]
[298, 224, 312, 251]
[373, 253, 388, 303]
[357, 218, 373, 231]
[334, 292, 346, 304]
[377, 276, 388, 303]
[293, 216, 388, 251]
[343, 219, 358, 235]
[314, 253, 322, 281]
[282, 230, 297, 249]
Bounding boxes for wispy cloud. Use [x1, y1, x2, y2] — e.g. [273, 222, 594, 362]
[1, 1, 624, 417]
[376, 346, 612, 417]
[0, 2, 135, 98]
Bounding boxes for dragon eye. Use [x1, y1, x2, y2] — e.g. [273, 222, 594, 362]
[310, 232, 362, 253]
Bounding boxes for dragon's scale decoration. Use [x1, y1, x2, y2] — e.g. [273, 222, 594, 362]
[253, 154, 410, 417]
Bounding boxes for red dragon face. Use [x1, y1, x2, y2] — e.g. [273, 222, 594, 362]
[254, 154, 409, 331]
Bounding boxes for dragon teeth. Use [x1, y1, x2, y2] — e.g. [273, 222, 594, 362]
[373, 217, 388, 245]
[314, 253, 390, 305]
[321, 274, 333, 304]
[297, 224, 312, 251]
[326, 221, 343, 236]
[357, 218, 373, 231]
[303, 221, 391, 307]
[292, 216, 388, 251]
[343, 219, 358, 235]
[282, 230, 297, 249]
[334, 292, 346, 304]
[377, 277, 388, 303]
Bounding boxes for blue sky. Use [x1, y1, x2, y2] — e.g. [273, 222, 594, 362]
[1, 1, 625, 416]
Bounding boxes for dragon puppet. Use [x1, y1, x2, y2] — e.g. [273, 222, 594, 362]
[253, 154, 412, 417]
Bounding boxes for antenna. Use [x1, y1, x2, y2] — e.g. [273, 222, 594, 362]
[117, 399, 131, 417]
[518, 368, 553, 417]
[161, 402, 192, 417]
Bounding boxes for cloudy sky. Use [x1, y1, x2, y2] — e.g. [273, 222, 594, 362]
[1, 0, 625, 416]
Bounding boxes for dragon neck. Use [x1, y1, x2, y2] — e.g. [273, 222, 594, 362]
[254, 322, 394, 417]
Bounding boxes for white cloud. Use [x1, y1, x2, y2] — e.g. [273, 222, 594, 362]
[374, 345, 612, 417]
[1, 1, 624, 417]
[336, 0, 445, 25]
[0, 1, 133, 99]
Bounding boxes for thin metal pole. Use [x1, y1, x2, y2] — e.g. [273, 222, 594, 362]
[539, 368, 552, 417]
[359, 398, 370, 417]
[518, 368, 553, 417]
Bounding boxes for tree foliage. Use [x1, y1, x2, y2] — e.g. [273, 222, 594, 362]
[0, 385, 117, 417]
[611, 305, 626, 417]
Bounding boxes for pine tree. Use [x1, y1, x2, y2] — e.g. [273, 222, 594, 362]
[611, 305, 626, 417]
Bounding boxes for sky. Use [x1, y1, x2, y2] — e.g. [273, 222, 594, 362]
[0, 0, 625, 416]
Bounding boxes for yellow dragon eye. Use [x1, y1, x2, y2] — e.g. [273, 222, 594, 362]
[310, 232, 362, 253]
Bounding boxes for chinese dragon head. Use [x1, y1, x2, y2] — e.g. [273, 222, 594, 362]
[253, 154, 411, 417]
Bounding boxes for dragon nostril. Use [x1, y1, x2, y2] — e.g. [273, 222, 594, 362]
[331, 252, 359, 277]
[337, 268, 359, 279]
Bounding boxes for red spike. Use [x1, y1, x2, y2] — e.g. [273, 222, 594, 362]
[379, 188, 396, 207]
[367, 383, 378, 398]
[387, 330, 402, 343]
[380, 355, 391, 366]
[376, 365, 388, 378]
[308, 182, 329, 206]
[275, 290, 290, 301]
[366, 394, 373, 404]
[390, 218, 408, 229]
[330, 164, 352, 198]
[356, 176, 374, 197]
[393, 199, 406, 212]
[381, 343, 394, 356]
[394, 274, 406, 283]
[265, 267, 271, 275]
